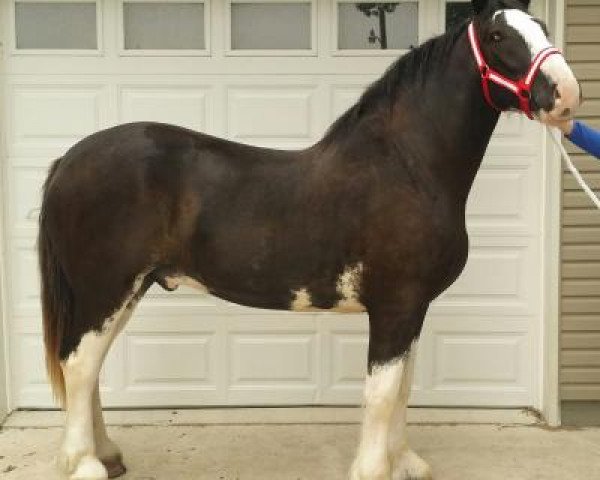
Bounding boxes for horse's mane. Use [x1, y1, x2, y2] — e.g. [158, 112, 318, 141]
[322, 21, 470, 144]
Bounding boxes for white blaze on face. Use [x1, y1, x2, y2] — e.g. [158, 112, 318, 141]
[494, 9, 551, 56]
[496, 9, 580, 118]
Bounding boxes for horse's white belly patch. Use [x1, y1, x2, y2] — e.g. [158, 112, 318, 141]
[290, 263, 366, 313]
[335, 263, 364, 312]
[164, 276, 208, 293]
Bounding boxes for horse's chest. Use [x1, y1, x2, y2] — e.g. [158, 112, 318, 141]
[366, 206, 469, 298]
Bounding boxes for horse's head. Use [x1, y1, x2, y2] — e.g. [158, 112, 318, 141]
[471, 0, 580, 123]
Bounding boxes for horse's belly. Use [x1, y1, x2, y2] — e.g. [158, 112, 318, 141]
[290, 287, 366, 313]
[163, 276, 209, 293]
[160, 264, 367, 314]
[288, 263, 366, 313]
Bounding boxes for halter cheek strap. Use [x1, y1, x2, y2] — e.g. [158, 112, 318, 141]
[468, 22, 562, 120]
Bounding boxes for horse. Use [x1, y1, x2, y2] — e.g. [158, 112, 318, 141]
[37, 1, 580, 479]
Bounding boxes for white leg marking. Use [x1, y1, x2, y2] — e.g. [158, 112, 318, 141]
[69, 455, 109, 480]
[388, 345, 431, 480]
[93, 383, 125, 478]
[58, 273, 144, 479]
[351, 357, 406, 480]
[59, 334, 109, 479]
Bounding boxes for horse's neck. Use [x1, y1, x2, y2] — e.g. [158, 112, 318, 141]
[393, 30, 501, 202]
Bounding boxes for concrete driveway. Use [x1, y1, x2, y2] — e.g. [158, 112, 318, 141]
[1, 409, 599, 479]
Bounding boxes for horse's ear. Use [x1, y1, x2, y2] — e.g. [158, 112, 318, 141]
[502, 0, 531, 9]
[472, 0, 489, 14]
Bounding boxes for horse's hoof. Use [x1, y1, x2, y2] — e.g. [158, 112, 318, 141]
[349, 459, 391, 480]
[96, 437, 126, 478]
[102, 457, 127, 479]
[69, 455, 109, 480]
[392, 449, 432, 480]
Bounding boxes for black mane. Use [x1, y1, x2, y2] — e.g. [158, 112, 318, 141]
[322, 21, 470, 143]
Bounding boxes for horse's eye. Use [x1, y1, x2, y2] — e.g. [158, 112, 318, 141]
[491, 32, 503, 42]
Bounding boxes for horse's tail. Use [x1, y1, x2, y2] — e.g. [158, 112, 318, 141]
[38, 157, 70, 408]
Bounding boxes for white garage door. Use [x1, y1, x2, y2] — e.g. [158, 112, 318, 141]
[2, 0, 546, 408]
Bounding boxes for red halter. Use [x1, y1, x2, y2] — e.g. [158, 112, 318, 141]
[468, 22, 562, 119]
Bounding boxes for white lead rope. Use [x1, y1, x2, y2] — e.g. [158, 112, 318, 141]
[548, 126, 600, 210]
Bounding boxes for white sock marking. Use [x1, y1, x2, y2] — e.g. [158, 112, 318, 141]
[351, 356, 406, 479]
[59, 272, 146, 478]
[351, 343, 430, 480]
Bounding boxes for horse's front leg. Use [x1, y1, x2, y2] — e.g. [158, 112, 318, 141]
[350, 304, 431, 480]
[388, 345, 432, 480]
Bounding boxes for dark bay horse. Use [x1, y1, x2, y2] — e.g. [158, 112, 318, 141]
[38, 1, 580, 479]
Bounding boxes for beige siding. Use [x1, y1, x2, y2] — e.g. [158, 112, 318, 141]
[561, 0, 600, 401]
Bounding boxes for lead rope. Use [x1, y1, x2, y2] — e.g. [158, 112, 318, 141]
[547, 126, 600, 210]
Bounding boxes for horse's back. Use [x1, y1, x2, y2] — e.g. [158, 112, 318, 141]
[40, 124, 222, 294]
[40, 122, 317, 309]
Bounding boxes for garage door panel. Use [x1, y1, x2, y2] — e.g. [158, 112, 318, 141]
[433, 240, 538, 317]
[7, 166, 46, 237]
[225, 317, 318, 404]
[8, 239, 40, 317]
[411, 317, 532, 406]
[322, 327, 367, 403]
[432, 332, 526, 388]
[229, 334, 316, 383]
[467, 165, 538, 236]
[485, 113, 541, 157]
[10, 333, 53, 407]
[320, 315, 365, 404]
[7, 331, 118, 407]
[226, 85, 320, 147]
[9, 84, 107, 157]
[119, 86, 212, 132]
[125, 334, 218, 389]
[330, 332, 368, 385]
[330, 84, 370, 119]
[14, 334, 46, 387]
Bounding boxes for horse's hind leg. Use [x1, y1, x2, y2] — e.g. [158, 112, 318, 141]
[388, 344, 431, 480]
[59, 328, 115, 479]
[58, 279, 143, 480]
[93, 380, 125, 478]
[350, 305, 431, 480]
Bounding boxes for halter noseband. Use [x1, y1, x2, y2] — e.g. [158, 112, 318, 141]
[468, 21, 562, 119]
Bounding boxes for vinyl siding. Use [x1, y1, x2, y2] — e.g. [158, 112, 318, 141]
[561, 0, 600, 401]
